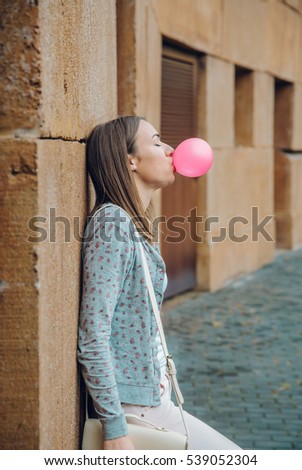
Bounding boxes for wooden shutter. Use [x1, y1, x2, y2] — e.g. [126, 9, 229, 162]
[161, 48, 198, 299]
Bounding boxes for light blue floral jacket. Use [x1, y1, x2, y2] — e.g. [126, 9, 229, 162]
[77, 203, 166, 440]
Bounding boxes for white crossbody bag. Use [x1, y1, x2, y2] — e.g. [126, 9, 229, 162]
[81, 211, 188, 449]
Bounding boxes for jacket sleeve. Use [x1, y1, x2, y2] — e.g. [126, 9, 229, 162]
[77, 214, 134, 440]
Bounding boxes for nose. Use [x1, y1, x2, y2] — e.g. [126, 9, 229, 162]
[165, 144, 174, 156]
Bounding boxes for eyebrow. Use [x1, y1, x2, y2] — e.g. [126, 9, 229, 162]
[152, 133, 160, 139]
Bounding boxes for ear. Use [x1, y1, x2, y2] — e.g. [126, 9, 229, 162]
[128, 154, 137, 171]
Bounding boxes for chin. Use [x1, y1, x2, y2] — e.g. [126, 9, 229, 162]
[155, 174, 175, 190]
[163, 174, 175, 188]
[171, 174, 176, 184]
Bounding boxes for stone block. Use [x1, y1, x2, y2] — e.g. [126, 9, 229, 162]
[291, 154, 302, 217]
[0, 138, 86, 449]
[299, 14, 302, 82]
[289, 215, 302, 247]
[207, 148, 274, 227]
[39, 0, 117, 140]
[274, 79, 294, 149]
[197, 147, 275, 291]
[0, 139, 39, 449]
[275, 151, 292, 212]
[235, 68, 254, 147]
[117, 0, 136, 115]
[283, 0, 302, 14]
[152, 0, 223, 55]
[200, 219, 275, 292]
[275, 213, 293, 248]
[0, 0, 117, 138]
[0, 1, 41, 132]
[199, 236, 246, 291]
[292, 84, 302, 151]
[139, 0, 162, 128]
[206, 148, 250, 228]
[267, 2, 300, 81]
[222, 0, 268, 70]
[0, 339, 39, 449]
[207, 238, 248, 291]
[117, 0, 162, 129]
[253, 72, 274, 147]
[37, 140, 87, 448]
[234, 69, 275, 149]
[275, 150, 302, 248]
[196, 235, 210, 290]
[200, 56, 235, 148]
[247, 220, 276, 272]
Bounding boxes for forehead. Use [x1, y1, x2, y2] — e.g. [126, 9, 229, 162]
[136, 120, 158, 140]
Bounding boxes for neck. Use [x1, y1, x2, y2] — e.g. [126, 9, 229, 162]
[134, 179, 155, 211]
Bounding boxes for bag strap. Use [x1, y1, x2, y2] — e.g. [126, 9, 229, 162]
[138, 241, 189, 439]
[124, 413, 172, 432]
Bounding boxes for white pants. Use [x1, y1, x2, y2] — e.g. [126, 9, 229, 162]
[122, 373, 241, 450]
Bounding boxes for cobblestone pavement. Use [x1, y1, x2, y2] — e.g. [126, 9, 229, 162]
[162, 248, 302, 450]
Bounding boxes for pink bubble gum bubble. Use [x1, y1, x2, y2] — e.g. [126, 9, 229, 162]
[172, 138, 213, 177]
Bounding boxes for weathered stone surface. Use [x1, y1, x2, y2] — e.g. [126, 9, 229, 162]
[0, 139, 39, 449]
[283, 0, 302, 14]
[152, 0, 223, 55]
[222, 0, 268, 70]
[0, 1, 41, 133]
[117, 0, 136, 116]
[267, 1, 301, 81]
[275, 150, 302, 248]
[137, 0, 162, 128]
[0, 0, 117, 139]
[274, 79, 294, 149]
[292, 83, 302, 150]
[234, 70, 275, 148]
[117, 0, 162, 129]
[197, 147, 275, 291]
[199, 56, 235, 148]
[235, 68, 254, 147]
[253, 72, 274, 147]
[299, 12, 302, 82]
[37, 140, 87, 449]
[208, 148, 274, 228]
[39, 0, 117, 140]
[221, 0, 301, 81]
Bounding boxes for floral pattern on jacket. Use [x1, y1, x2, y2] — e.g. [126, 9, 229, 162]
[77, 204, 166, 440]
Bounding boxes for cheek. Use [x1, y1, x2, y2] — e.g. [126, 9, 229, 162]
[153, 158, 170, 177]
[139, 150, 171, 183]
[144, 154, 163, 173]
[138, 158, 158, 183]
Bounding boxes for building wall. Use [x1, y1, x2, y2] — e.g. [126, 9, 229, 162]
[119, 0, 302, 290]
[0, 0, 301, 449]
[0, 0, 117, 450]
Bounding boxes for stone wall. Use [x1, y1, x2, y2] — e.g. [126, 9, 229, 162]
[147, 0, 301, 289]
[0, 0, 301, 449]
[0, 0, 117, 450]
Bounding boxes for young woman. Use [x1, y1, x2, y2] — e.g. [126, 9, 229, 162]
[77, 116, 241, 450]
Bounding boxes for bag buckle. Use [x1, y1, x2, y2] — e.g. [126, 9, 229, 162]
[166, 355, 177, 376]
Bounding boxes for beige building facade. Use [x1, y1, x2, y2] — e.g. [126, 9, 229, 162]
[0, 0, 301, 449]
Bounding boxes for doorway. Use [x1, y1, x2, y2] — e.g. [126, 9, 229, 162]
[160, 45, 199, 298]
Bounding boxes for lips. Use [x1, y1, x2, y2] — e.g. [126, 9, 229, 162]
[170, 160, 176, 172]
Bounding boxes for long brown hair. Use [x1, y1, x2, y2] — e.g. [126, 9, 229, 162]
[86, 116, 155, 243]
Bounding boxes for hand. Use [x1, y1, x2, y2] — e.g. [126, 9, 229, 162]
[103, 435, 135, 450]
